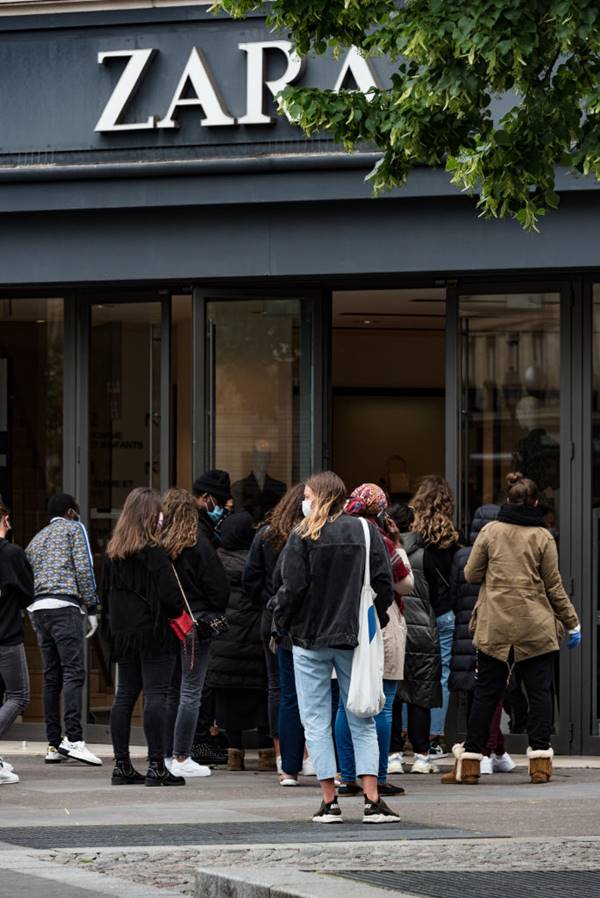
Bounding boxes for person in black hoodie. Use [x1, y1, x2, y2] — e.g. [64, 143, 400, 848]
[105, 487, 184, 787]
[161, 488, 229, 780]
[448, 504, 515, 774]
[207, 512, 272, 771]
[190, 468, 232, 767]
[411, 476, 463, 760]
[244, 483, 306, 783]
[0, 501, 34, 783]
[273, 471, 399, 825]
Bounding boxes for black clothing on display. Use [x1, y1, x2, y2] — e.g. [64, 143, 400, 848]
[273, 514, 394, 649]
[396, 532, 442, 709]
[448, 505, 500, 694]
[465, 650, 555, 752]
[232, 472, 287, 522]
[0, 538, 34, 645]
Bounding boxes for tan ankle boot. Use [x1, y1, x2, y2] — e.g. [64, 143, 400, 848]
[258, 748, 277, 772]
[527, 747, 553, 783]
[441, 743, 482, 785]
[227, 748, 245, 771]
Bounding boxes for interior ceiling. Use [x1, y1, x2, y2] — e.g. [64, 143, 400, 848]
[332, 289, 446, 330]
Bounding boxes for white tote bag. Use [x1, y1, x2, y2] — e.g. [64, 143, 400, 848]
[346, 518, 386, 718]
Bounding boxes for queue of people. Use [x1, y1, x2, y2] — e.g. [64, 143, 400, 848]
[0, 466, 582, 821]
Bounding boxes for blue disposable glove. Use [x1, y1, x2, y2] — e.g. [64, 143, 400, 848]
[567, 626, 581, 649]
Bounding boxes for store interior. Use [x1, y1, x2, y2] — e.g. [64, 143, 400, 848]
[331, 288, 447, 496]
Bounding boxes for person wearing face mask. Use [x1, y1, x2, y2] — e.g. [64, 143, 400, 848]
[26, 493, 102, 767]
[0, 501, 34, 784]
[192, 470, 233, 547]
[190, 470, 232, 767]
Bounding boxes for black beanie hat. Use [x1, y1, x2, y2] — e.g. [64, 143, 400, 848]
[192, 469, 231, 504]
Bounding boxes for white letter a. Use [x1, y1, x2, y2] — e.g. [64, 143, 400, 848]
[157, 47, 235, 129]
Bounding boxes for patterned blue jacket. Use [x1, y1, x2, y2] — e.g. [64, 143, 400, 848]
[26, 517, 98, 610]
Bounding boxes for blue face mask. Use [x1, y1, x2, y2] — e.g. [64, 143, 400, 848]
[207, 505, 225, 524]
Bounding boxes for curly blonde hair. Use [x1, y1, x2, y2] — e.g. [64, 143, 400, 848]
[411, 476, 459, 549]
[296, 471, 346, 542]
[160, 488, 199, 560]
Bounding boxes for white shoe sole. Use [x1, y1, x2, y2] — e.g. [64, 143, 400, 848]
[494, 765, 517, 773]
[280, 779, 299, 787]
[387, 766, 405, 775]
[0, 775, 19, 785]
[363, 815, 401, 824]
[58, 748, 103, 766]
[172, 769, 212, 778]
[410, 767, 439, 774]
[312, 815, 343, 824]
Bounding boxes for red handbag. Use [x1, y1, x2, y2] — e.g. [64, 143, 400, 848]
[169, 565, 197, 669]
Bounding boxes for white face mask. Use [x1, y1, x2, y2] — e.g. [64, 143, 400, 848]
[302, 499, 313, 518]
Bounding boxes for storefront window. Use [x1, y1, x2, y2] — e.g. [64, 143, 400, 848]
[460, 293, 561, 530]
[0, 296, 64, 724]
[592, 288, 600, 735]
[88, 301, 162, 726]
[460, 293, 561, 737]
[206, 299, 303, 521]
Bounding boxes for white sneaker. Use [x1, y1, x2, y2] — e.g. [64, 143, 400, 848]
[0, 763, 19, 784]
[387, 752, 405, 774]
[301, 757, 316, 776]
[492, 751, 517, 773]
[410, 754, 439, 774]
[480, 755, 494, 775]
[0, 757, 14, 772]
[279, 774, 299, 787]
[170, 757, 212, 778]
[45, 745, 64, 764]
[58, 739, 103, 766]
[165, 757, 173, 771]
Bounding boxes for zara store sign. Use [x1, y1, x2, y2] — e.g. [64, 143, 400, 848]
[94, 42, 379, 133]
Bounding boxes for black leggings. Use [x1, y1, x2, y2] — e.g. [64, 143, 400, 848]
[227, 726, 272, 750]
[390, 695, 431, 755]
[111, 653, 175, 762]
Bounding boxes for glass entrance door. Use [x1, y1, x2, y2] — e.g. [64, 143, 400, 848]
[458, 291, 565, 747]
[86, 300, 164, 729]
[201, 295, 315, 520]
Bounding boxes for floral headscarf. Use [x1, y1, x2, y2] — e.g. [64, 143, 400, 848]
[345, 483, 388, 518]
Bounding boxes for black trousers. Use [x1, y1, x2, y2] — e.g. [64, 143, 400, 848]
[111, 653, 175, 762]
[390, 696, 431, 755]
[465, 650, 555, 753]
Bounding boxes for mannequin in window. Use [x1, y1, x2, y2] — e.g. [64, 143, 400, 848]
[232, 440, 287, 523]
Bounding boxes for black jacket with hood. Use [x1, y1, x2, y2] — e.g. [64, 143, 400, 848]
[448, 504, 500, 693]
[396, 531, 442, 709]
[0, 539, 34, 645]
[272, 514, 394, 650]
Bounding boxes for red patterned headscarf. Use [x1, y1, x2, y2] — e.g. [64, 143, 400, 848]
[345, 483, 388, 518]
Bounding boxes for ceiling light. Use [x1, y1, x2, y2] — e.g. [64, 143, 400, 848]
[36, 319, 45, 324]
[363, 319, 373, 325]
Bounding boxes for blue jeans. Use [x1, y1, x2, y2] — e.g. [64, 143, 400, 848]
[166, 635, 211, 757]
[430, 610, 455, 737]
[336, 679, 397, 784]
[293, 646, 379, 781]
[278, 647, 305, 775]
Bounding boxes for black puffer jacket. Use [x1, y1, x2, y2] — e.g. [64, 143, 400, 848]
[244, 525, 280, 644]
[206, 547, 267, 691]
[396, 532, 442, 709]
[273, 514, 393, 650]
[448, 505, 500, 693]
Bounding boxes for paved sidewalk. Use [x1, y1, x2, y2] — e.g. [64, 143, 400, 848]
[1, 743, 600, 896]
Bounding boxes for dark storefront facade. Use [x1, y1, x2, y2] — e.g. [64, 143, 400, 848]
[2, 4, 600, 752]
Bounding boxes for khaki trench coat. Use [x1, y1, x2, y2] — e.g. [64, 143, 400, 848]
[465, 521, 579, 662]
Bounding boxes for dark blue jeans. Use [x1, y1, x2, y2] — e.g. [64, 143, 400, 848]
[30, 606, 85, 747]
[277, 647, 305, 775]
[336, 678, 398, 784]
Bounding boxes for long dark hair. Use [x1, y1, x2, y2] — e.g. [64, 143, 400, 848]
[263, 483, 305, 552]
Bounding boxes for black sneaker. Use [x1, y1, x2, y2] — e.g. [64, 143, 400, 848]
[363, 796, 401, 824]
[312, 799, 343, 824]
[191, 740, 228, 769]
[429, 740, 449, 760]
[378, 782, 405, 796]
[337, 782, 363, 797]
